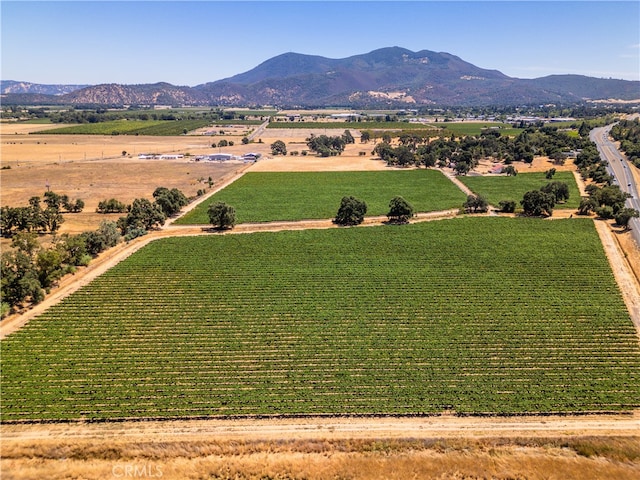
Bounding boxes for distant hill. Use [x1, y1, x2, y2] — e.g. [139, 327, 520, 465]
[2, 47, 639, 107]
[1, 80, 89, 96]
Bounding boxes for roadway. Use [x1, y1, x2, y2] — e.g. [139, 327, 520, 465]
[590, 124, 640, 247]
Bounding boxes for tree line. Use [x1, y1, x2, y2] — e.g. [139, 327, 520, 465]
[1, 191, 84, 237]
[371, 124, 588, 172]
[1, 186, 191, 317]
[610, 118, 640, 168]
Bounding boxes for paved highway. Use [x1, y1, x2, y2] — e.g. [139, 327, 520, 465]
[590, 125, 640, 247]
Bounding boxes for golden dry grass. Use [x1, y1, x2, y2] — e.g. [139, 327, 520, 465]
[2, 437, 639, 480]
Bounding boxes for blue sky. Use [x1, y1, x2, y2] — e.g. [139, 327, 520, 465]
[2, 1, 639, 85]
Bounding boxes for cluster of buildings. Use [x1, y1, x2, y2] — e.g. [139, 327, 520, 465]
[194, 152, 261, 162]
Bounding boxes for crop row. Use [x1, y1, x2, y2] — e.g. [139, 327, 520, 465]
[1, 218, 639, 421]
[176, 170, 469, 224]
[40, 119, 213, 136]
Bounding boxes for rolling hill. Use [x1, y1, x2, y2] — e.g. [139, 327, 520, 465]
[2, 47, 638, 107]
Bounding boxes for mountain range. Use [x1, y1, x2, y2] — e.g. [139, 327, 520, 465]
[2, 47, 639, 107]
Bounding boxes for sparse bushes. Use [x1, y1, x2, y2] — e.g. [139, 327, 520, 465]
[498, 200, 516, 213]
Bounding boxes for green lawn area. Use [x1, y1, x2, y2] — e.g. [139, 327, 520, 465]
[176, 170, 468, 224]
[2, 218, 638, 421]
[458, 171, 581, 209]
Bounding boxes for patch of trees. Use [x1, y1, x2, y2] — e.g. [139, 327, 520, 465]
[152, 187, 189, 217]
[520, 181, 570, 217]
[369, 124, 586, 173]
[96, 198, 128, 214]
[610, 118, 640, 168]
[117, 198, 166, 240]
[113, 187, 188, 240]
[574, 144, 613, 185]
[305, 132, 353, 157]
[579, 184, 633, 221]
[1, 222, 120, 317]
[1, 192, 84, 237]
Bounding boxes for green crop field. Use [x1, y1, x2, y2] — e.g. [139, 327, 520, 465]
[40, 119, 214, 136]
[176, 170, 467, 224]
[267, 121, 437, 130]
[2, 218, 639, 421]
[459, 171, 581, 209]
[432, 122, 524, 137]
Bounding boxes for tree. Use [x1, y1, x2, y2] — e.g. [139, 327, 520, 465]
[360, 131, 371, 143]
[540, 181, 570, 203]
[334, 196, 367, 226]
[1, 250, 44, 310]
[463, 194, 489, 213]
[96, 198, 128, 214]
[387, 196, 415, 224]
[577, 197, 597, 215]
[64, 198, 84, 213]
[35, 248, 65, 289]
[544, 168, 556, 179]
[41, 206, 64, 233]
[503, 165, 518, 176]
[342, 130, 355, 144]
[208, 202, 236, 230]
[614, 208, 639, 230]
[498, 200, 516, 213]
[117, 198, 166, 236]
[153, 187, 188, 217]
[521, 190, 555, 217]
[270, 140, 287, 156]
[11, 232, 40, 257]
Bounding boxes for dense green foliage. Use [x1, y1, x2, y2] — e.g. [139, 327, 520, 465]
[2, 218, 639, 421]
[1, 223, 120, 316]
[334, 196, 367, 226]
[458, 172, 580, 209]
[175, 171, 467, 224]
[610, 119, 640, 168]
[207, 202, 236, 229]
[1, 191, 84, 237]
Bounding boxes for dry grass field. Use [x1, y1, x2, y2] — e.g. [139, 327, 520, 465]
[1, 122, 640, 479]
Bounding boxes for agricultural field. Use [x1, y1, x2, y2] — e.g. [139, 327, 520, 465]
[459, 171, 581, 209]
[433, 122, 524, 137]
[2, 218, 639, 421]
[268, 121, 437, 131]
[176, 170, 467, 224]
[40, 119, 216, 136]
